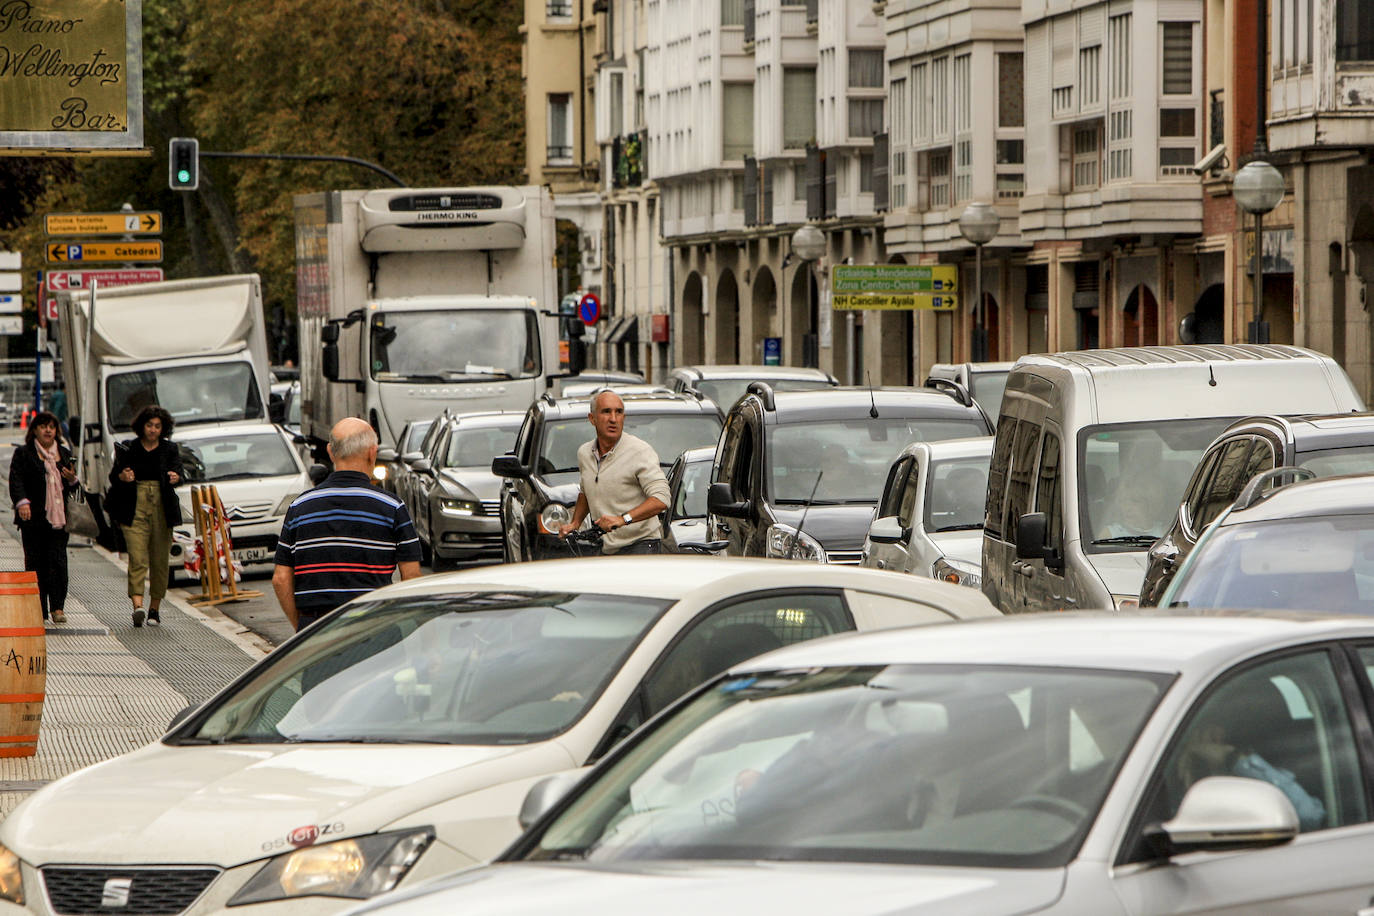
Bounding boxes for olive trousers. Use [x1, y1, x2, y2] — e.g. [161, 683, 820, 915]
[122, 481, 171, 601]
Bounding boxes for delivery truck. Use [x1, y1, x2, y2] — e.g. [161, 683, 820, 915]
[295, 186, 578, 453]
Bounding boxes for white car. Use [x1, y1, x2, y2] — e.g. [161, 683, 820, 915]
[863, 437, 992, 589]
[168, 423, 313, 574]
[348, 612, 1374, 916]
[0, 558, 997, 916]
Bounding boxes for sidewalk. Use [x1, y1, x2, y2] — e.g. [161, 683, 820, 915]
[0, 433, 268, 817]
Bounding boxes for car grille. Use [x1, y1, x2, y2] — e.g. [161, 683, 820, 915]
[42, 866, 220, 915]
[479, 499, 501, 517]
[825, 549, 864, 565]
[220, 500, 274, 522]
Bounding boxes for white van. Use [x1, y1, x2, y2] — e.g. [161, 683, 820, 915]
[981, 345, 1365, 613]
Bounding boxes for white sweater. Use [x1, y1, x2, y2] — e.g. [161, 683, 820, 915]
[576, 433, 671, 552]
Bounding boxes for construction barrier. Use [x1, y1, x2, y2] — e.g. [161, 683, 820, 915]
[0, 572, 44, 757]
[187, 485, 262, 606]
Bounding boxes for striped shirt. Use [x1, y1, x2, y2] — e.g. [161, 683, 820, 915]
[274, 470, 422, 612]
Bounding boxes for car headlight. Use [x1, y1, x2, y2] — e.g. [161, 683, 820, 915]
[372, 464, 388, 482]
[764, 524, 826, 562]
[440, 498, 480, 517]
[1113, 594, 1140, 610]
[539, 503, 573, 534]
[0, 842, 23, 905]
[274, 492, 301, 516]
[228, 828, 433, 905]
[932, 557, 982, 589]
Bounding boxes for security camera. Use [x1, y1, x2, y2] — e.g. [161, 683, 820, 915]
[1193, 144, 1228, 175]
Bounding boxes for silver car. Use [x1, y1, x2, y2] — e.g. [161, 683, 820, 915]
[348, 612, 1374, 915]
[411, 411, 522, 567]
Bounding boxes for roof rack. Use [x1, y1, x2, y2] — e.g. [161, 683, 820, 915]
[746, 381, 776, 411]
[1234, 465, 1316, 512]
[924, 377, 975, 408]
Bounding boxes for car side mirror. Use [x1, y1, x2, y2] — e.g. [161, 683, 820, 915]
[322, 341, 340, 382]
[376, 446, 398, 463]
[491, 454, 529, 479]
[308, 463, 329, 486]
[707, 482, 750, 519]
[518, 770, 586, 831]
[411, 458, 432, 474]
[868, 515, 906, 545]
[269, 400, 286, 424]
[320, 322, 340, 344]
[1016, 512, 1064, 571]
[1145, 776, 1299, 857]
[401, 450, 424, 466]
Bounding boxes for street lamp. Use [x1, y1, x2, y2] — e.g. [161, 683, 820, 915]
[1233, 159, 1284, 345]
[958, 202, 999, 361]
[791, 224, 826, 367]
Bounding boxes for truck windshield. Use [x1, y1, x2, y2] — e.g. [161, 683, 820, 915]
[370, 309, 541, 382]
[107, 363, 264, 431]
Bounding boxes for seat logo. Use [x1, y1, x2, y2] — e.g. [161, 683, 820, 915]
[101, 877, 132, 908]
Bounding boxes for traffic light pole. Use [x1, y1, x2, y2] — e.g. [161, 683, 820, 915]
[199, 151, 407, 187]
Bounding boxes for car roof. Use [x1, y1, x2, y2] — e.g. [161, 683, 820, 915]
[928, 361, 1017, 375]
[896, 435, 995, 462]
[733, 611, 1374, 676]
[173, 422, 284, 441]
[1215, 412, 1374, 454]
[444, 410, 523, 429]
[674, 364, 836, 381]
[753, 386, 986, 422]
[540, 391, 718, 419]
[1219, 473, 1374, 523]
[674, 445, 717, 464]
[366, 555, 999, 616]
[1017, 344, 1335, 372]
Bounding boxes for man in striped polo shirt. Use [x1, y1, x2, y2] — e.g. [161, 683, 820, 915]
[272, 418, 423, 630]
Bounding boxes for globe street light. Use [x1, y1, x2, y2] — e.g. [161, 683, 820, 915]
[1233, 159, 1284, 345]
[958, 202, 1000, 361]
[791, 224, 827, 367]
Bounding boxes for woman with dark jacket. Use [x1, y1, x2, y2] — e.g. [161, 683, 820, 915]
[9, 411, 79, 623]
[106, 405, 183, 628]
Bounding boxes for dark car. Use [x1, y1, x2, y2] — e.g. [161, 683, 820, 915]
[707, 383, 992, 564]
[668, 364, 838, 417]
[492, 391, 723, 561]
[661, 446, 719, 554]
[1140, 412, 1374, 606]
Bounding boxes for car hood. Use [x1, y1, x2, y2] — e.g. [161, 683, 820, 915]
[772, 504, 877, 552]
[362, 861, 1065, 916]
[1, 741, 575, 867]
[438, 469, 501, 501]
[928, 529, 983, 568]
[1086, 549, 1150, 597]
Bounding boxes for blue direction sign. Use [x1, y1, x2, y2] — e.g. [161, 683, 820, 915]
[578, 292, 602, 325]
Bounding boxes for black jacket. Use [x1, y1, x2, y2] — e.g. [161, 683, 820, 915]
[9, 441, 78, 527]
[106, 438, 184, 529]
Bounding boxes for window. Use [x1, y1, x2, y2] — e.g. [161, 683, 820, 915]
[546, 0, 572, 20]
[1036, 433, 1063, 562]
[731, 174, 746, 211]
[931, 57, 949, 136]
[890, 78, 908, 144]
[1108, 109, 1132, 181]
[783, 68, 817, 149]
[794, 162, 808, 201]
[723, 83, 754, 160]
[1109, 14, 1132, 101]
[1337, 1, 1374, 61]
[1072, 123, 1100, 190]
[953, 54, 971, 132]
[1161, 23, 1193, 94]
[955, 140, 972, 202]
[985, 414, 1016, 539]
[722, 0, 746, 27]
[929, 148, 951, 209]
[548, 93, 573, 163]
[998, 54, 1024, 127]
[849, 99, 884, 138]
[892, 149, 907, 208]
[1079, 46, 1101, 107]
[848, 49, 883, 88]
[1195, 439, 1256, 530]
[609, 72, 625, 138]
[1004, 419, 1043, 544]
[912, 62, 929, 141]
[859, 151, 874, 193]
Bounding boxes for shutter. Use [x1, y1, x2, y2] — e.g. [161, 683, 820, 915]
[873, 132, 890, 212]
[1026, 265, 1050, 311]
[762, 162, 774, 224]
[824, 148, 837, 218]
[744, 157, 758, 226]
[1079, 7, 1105, 47]
[744, 0, 755, 43]
[1073, 260, 1100, 310]
[1052, 16, 1075, 87]
[807, 144, 823, 219]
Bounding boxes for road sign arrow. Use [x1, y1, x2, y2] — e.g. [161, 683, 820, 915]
[141, 214, 158, 231]
[47, 243, 69, 262]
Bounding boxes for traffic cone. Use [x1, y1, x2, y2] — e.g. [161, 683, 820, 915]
[18, 408, 28, 431]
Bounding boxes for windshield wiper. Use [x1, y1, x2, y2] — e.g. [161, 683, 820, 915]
[176, 734, 289, 745]
[283, 735, 455, 745]
[208, 472, 266, 481]
[774, 498, 849, 506]
[446, 370, 514, 380]
[934, 523, 983, 532]
[1092, 535, 1159, 547]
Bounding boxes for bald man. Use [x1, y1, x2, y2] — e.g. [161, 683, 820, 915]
[273, 418, 423, 630]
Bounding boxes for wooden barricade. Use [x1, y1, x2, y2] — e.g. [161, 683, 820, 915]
[188, 485, 263, 606]
[0, 572, 44, 757]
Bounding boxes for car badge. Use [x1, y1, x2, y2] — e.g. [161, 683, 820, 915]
[288, 825, 320, 848]
[101, 877, 133, 908]
[224, 505, 249, 521]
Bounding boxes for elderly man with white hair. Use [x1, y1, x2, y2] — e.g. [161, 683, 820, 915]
[272, 417, 423, 630]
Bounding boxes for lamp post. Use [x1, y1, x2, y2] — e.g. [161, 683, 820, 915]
[958, 202, 999, 361]
[791, 224, 826, 368]
[1233, 159, 1284, 345]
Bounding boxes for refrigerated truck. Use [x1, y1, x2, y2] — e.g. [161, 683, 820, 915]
[295, 186, 572, 452]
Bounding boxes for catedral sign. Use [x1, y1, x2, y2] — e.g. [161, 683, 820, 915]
[831, 264, 960, 311]
[0, 0, 144, 151]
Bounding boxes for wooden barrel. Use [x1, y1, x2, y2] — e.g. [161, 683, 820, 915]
[0, 572, 45, 757]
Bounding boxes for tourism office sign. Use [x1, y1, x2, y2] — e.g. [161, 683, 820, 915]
[0, 0, 144, 152]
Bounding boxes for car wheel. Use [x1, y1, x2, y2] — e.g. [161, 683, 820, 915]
[419, 536, 433, 567]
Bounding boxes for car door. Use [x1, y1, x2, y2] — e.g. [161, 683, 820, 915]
[1021, 425, 1069, 610]
[501, 407, 540, 560]
[1142, 444, 1225, 606]
[415, 426, 451, 545]
[1112, 646, 1374, 914]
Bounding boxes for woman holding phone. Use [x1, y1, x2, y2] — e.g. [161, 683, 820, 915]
[107, 405, 183, 627]
[8, 411, 79, 624]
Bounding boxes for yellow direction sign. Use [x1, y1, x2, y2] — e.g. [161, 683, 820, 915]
[831, 264, 959, 310]
[46, 241, 163, 264]
[45, 212, 162, 236]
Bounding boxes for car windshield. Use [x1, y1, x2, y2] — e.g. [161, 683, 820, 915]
[1165, 514, 1374, 614]
[370, 309, 541, 382]
[181, 591, 673, 745]
[178, 432, 299, 483]
[445, 423, 520, 468]
[1081, 418, 1235, 551]
[526, 664, 1167, 868]
[1298, 446, 1374, 477]
[674, 459, 713, 519]
[404, 421, 433, 454]
[770, 418, 988, 504]
[107, 362, 264, 430]
[538, 414, 723, 476]
[969, 373, 1009, 420]
[925, 455, 990, 532]
[697, 378, 833, 413]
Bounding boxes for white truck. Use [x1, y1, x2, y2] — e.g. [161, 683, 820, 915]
[294, 186, 578, 454]
[54, 274, 271, 538]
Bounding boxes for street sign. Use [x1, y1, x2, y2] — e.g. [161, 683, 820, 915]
[763, 337, 781, 365]
[45, 211, 162, 236]
[44, 268, 164, 292]
[578, 292, 601, 325]
[0, 295, 20, 314]
[46, 241, 163, 264]
[0, 251, 18, 270]
[831, 264, 960, 310]
[0, 317, 22, 336]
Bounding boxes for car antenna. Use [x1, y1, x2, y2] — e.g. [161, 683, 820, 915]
[867, 371, 879, 418]
[787, 469, 825, 560]
[1208, 365, 1218, 387]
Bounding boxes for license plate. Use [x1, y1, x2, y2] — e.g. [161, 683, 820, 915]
[233, 547, 270, 563]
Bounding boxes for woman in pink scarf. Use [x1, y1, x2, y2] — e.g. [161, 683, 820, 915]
[8, 412, 78, 623]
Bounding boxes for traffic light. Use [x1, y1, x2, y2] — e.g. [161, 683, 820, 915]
[168, 137, 199, 191]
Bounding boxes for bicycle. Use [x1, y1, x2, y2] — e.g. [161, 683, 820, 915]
[562, 525, 606, 557]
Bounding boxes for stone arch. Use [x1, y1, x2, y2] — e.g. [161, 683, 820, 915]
[787, 265, 818, 367]
[681, 271, 705, 364]
[714, 269, 740, 363]
[1188, 283, 1225, 344]
[751, 266, 778, 361]
[1121, 284, 1160, 347]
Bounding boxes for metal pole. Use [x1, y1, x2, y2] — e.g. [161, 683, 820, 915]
[847, 311, 856, 385]
[972, 243, 987, 361]
[1251, 211, 1265, 344]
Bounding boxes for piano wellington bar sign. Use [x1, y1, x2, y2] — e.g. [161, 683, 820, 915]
[0, 0, 144, 152]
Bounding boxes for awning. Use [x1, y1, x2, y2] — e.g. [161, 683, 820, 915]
[610, 315, 639, 344]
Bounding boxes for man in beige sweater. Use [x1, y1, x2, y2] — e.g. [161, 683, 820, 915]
[558, 390, 671, 554]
